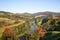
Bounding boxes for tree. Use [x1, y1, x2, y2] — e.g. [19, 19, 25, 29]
[2, 28, 18, 40]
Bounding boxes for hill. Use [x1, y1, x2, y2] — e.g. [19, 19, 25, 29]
[33, 11, 60, 16]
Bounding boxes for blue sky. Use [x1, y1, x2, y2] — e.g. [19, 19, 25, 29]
[0, 0, 60, 13]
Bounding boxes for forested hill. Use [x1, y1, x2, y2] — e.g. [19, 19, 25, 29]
[0, 11, 60, 16]
[32, 11, 60, 16]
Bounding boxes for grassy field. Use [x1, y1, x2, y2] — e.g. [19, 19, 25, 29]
[0, 12, 60, 40]
[0, 18, 25, 40]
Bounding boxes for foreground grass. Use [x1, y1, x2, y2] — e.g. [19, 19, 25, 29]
[0, 19, 25, 40]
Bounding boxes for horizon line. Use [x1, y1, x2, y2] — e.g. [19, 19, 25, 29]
[0, 10, 60, 14]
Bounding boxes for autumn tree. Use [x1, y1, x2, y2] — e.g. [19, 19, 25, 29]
[2, 28, 18, 40]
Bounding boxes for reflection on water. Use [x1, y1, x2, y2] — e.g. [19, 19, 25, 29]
[19, 36, 26, 40]
[29, 19, 38, 34]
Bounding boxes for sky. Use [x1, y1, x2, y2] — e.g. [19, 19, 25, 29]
[0, 0, 60, 13]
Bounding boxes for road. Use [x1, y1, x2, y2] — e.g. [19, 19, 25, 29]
[0, 20, 25, 38]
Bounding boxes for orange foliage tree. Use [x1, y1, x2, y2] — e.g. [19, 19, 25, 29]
[37, 27, 46, 37]
[2, 28, 18, 40]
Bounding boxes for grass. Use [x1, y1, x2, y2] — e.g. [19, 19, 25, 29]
[44, 31, 60, 40]
[0, 18, 25, 40]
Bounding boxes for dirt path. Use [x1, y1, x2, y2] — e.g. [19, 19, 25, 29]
[0, 20, 25, 38]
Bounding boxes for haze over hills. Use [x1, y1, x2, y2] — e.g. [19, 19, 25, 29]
[0, 11, 60, 16]
[32, 11, 60, 16]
